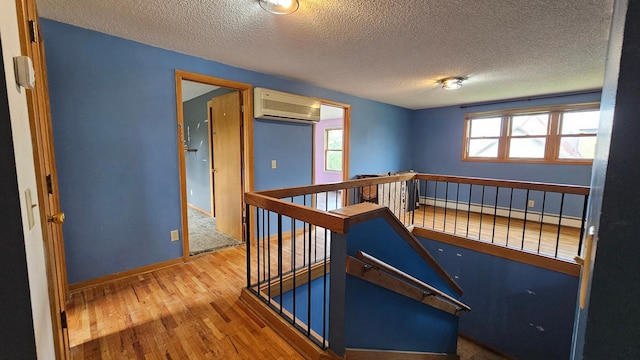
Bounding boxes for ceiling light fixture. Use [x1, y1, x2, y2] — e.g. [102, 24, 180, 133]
[259, 0, 299, 14]
[440, 77, 464, 90]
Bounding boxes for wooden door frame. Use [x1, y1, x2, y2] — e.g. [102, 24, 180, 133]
[15, 0, 70, 358]
[175, 70, 254, 261]
[207, 100, 215, 217]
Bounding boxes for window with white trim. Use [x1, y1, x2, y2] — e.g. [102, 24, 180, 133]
[324, 128, 343, 171]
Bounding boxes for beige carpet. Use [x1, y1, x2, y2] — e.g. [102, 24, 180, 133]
[188, 207, 242, 256]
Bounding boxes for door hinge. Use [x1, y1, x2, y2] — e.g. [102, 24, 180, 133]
[46, 174, 53, 194]
[60, 311, 68, 329]
[28, 20, 38, 43]
[241, 104, 244, 113]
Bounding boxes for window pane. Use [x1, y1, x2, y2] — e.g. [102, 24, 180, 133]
[327, 129, 343, 150]
[561, 111, 600, 135]
[326, 150, 342, 171]
[511, 114, 549, 136]
[559, 136, 597, 159]
[509, 137, 546, 158]
[468, 138, 499, 157]
[470, 117, 501, 137]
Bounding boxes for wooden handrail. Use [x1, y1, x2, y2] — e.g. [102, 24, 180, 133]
[255, 173, 416, 199]
[244, 192, 349, 233]
[357, 251, 471, 312]
[415, 174, 590, 195]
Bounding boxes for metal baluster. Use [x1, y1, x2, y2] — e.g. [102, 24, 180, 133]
[267, 210, 271, 299]
[303, 195, 307, 266]
[256, 207, 261, 291]
[492, 187, 499, 243]
[466, 185, 472, 237]
[506, 188, 514, 245]
[444, 182, 449, 233]
[322, 226, 328, 348]
[307, 221, 312, 337]
[522, 190, 530, 250]
[422, 180, 427, 227]
[479, 186, 485, 239]
[278, 214, 283, 314]
[537, 192, 547, 253]
[433, 181, 438, 230]
[246, 204, 251, 289]
[454, 183, 460, 236]
[555, 193, 565, 258]
[292, 215, 296, 324]
[578, 194, 589, 257]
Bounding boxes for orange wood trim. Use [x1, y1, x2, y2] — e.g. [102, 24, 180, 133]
[207, 101, 215, 217]
[344, 348, 459, 360]
[187, 203, 213, 217]
[412, 227, 580, 277]
[69, 258, 184, 293]
[346, 256, 463, 316]
[356, 252, 470, 311]
[458, 333, 516, 360]
[461, 157, 593, 166]
[175, 70, 254, 251]
[261, 259, 330, 295]
[245, 193, 349, 233]
[175, 73, 190, 262]
[257, 173, 416, 199]
[240, 289, 340, 360]
[414, 173, 590, 195]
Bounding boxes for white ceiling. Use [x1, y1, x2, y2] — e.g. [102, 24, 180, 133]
[37, 0, 614, 110]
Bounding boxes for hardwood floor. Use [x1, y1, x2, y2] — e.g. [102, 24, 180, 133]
[408, 205, 581, 260]
[68, 244, 506, 360]
[67, 246, 303, 359]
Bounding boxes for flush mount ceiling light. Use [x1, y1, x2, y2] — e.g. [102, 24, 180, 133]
[440, 77, 465, 90]
[259, 0, 299, 14]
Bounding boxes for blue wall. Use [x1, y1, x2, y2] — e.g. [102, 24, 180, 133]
[41, 19, 413, 283]
[410, 92, 602, 186]
[418, 236, 579, 359]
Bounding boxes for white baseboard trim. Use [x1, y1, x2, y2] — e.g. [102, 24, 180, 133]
[419, 196, 583, 228]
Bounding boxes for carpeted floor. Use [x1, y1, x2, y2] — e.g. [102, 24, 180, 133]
[188, 207, 242, 256]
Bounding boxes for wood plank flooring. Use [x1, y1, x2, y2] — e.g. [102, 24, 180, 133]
[67, 246, 303, 359]
[408, 205, 581, 260]
[68, 244, 506, 359]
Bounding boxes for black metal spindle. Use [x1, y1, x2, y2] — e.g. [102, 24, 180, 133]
[522, 190, 530, 250]
[267, 210, 272, 299]
[537, 192, 547, 253]
[506, 188, 514, 245]
[466, 184, 472, 237]
[256, 207, 261, 291]
[307, 221, 312, 337]
[303, 195, 307, 266]
[479, 186, 486, 239]
[322, 226, 328, 347]
[555, 193, 565, 258]
[433, 181, 438, 229]
[444, 182, 449, 232]
[292, 216, 297, 324]
[422, 180, 427, 227]
[246, 204, 251, 289]
[578, 194, 589, 256]
[454, 183, 460, 235]
[278, 214, 283, 313]
[492, 187, 499, 243]
[262, 208, 266, 282]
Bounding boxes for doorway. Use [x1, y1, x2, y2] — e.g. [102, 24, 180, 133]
[313, 103, 350, 211]
[175, 71, 254, 260]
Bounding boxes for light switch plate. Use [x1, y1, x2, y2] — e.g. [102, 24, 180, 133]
[171, 230, 179, 241]
[271, 160, 277, 169]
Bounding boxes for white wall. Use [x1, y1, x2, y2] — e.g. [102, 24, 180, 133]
[1, 1, 55, 358]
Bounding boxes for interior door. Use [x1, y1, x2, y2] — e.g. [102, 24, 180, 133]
[211, 91, 243, 240]
[16, 0, 70, 358]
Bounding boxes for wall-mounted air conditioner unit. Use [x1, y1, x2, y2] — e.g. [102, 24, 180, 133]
[254, 87, 321, 123]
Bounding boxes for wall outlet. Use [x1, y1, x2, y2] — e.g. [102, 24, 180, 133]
[528, 200, 535, 207]
[271, 159, 277, 169]
[170, 230, 180, 241]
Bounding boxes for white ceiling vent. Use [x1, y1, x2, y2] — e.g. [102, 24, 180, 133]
[254, 87, 321, 123]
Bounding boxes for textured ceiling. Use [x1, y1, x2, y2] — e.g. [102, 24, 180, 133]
[37, 0, 614, 110]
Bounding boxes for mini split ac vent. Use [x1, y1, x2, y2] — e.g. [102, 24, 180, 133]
[254, 87, 321, 123]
